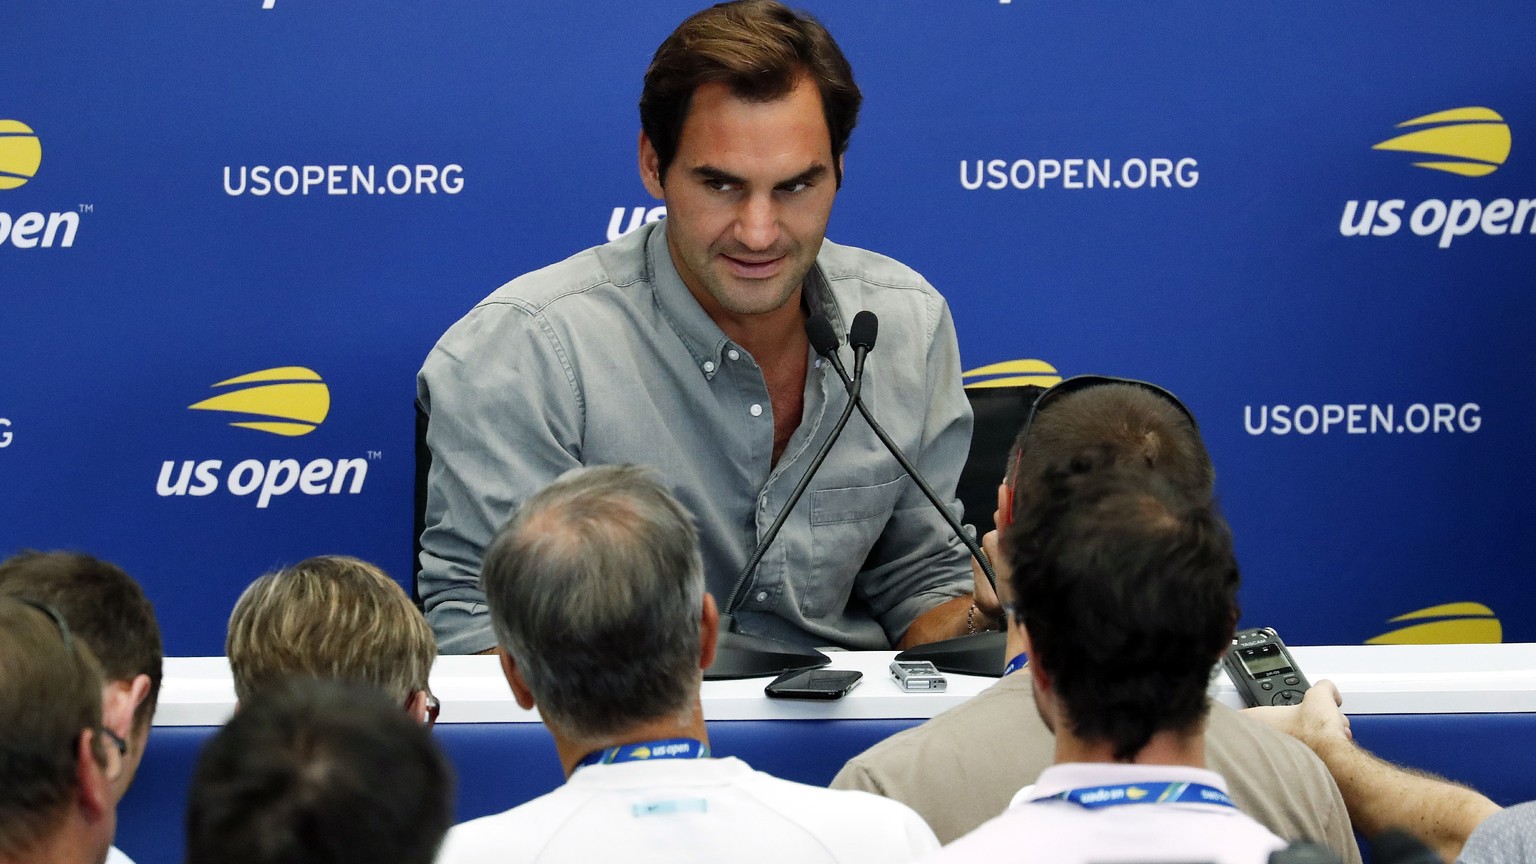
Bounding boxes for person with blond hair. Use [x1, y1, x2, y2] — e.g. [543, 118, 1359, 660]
[226, 555, 437, 724]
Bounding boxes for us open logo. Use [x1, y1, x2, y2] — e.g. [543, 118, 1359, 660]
[0, 119, 84, 249]
[963, 359, 1062, 390]
[156, 366, 379, 508]
[1368, 602, 1501, 645]
[607, 204, 666, 241]
[1340, 106, 1534, 248]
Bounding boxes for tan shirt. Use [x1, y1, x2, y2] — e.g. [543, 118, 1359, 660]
[830, 673, 1361, 864]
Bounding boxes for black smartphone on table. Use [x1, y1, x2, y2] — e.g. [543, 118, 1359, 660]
[764, 668, 863, 700]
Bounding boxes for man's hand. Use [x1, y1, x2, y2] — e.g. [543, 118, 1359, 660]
[1244, 678, 1353, 752]
[970, 529, 1006, 621]
[1248, 679, 1498, 862]
[899, 529, 1009, 648]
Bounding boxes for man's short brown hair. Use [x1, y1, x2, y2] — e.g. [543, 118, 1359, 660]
[226, 556, 435, 705]
[0, 597, 107, 857]
[1009, 381, 1214, 519]
[0, 550, 163, 736]
[640, 0, 861, 186]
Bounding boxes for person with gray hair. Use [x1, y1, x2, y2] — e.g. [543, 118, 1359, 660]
[435, 465, 938, 864]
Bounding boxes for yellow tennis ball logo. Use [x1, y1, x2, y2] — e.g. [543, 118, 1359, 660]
[0, 120, 43, 191]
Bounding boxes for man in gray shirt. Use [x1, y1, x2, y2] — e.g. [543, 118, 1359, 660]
[416, 1, 984, 654]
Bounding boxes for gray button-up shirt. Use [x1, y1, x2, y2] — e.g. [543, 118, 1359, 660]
[417, 221, 973, 653]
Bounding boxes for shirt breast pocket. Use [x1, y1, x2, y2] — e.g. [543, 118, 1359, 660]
[803, 475, 907, 617]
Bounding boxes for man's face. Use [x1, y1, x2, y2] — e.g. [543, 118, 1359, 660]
[641, 76, 839, 321]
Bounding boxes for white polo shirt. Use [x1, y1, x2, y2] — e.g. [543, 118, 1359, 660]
[437, 756, 939, 864]
[924, 763, 1286, 864]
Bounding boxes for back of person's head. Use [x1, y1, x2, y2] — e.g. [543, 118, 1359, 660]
[0, 596, 114, 861]
[641, 0, 861, 186]
[1004, 454, 1239, 761]
[0, 550, 163, 738]
[482, 465, 706, 743]
[184, 678, 453, 864]
[1006, 379, 1213, 524]
[226, 555, 435, 705]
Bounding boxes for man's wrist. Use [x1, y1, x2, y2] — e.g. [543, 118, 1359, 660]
[965, 602, 1002, 634]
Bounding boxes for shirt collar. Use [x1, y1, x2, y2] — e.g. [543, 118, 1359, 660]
[645, 221, 844, 377]
[569, 754, 752, 787]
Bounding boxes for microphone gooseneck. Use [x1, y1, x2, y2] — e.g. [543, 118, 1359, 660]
[823, 312, 998, 596]
[721, 313, 867, 622]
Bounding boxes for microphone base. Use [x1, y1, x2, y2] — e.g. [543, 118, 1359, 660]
[704, 629, 831, 681]
[894, 630, 1007, 678]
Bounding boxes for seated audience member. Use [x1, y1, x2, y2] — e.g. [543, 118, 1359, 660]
[225, 555, 438, 723]
[833, 377, 1360, 863]
[0, 551, 163, 864]
[927, 457, 1283, 863]
[436, 465, 939, 863]
[0, 597, 122, 864]
[1249, 680, 1507, 863]
[184, 678, 454, 864]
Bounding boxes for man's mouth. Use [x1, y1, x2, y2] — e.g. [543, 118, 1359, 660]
[721, 253, 786, 279]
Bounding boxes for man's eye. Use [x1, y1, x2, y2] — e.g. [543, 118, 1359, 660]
[705, 178, 737, 192]
[779, 182, 810, 194]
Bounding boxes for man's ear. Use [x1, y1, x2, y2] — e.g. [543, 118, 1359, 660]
[74, 730, 112, 822]
[994, 482, 1010, 530]
[102, 674, 151, 743]
[406, 689, 429, 723]
[1021, 627, 1049, 693]
[639, 132, 665, 199]
[497, 648, 537, 711]
[699, 593, 720, 672]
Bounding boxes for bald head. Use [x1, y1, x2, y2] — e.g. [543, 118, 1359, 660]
[481, 465, 706, 741]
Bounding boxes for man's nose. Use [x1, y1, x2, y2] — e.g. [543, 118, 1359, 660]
[734, 193, 779, 251]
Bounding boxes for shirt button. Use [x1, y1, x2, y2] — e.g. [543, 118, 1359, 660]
[749, 404, 763, 417]
[702, 361, 715, 373]
[755, 591, 769, 602]
[727, 349, 740, 361]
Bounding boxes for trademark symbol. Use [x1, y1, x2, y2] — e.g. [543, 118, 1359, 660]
[368, 450, 383, 460]
[78, 204, 93, 213]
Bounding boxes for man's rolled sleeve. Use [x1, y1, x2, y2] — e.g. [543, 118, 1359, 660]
[417, 299, 584, 654]
[856, 289, 974, 644]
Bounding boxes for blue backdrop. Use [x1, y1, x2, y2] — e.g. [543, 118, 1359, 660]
[3, 1, 1531, 654]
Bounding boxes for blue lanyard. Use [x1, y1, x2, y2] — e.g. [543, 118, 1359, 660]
[1036, 782, 1235, 810]
[576, 738, 710, 769]
[1003, 651, 1029, 676]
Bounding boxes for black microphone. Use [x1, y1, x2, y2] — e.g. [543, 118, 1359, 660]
[719, 313, 867, 624]
[821, 312, 998, 596]
[849, 310, 877, 380]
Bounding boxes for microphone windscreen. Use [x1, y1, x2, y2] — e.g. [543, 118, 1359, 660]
[806, 314, 841, 358]
[850, 311, 878, 351]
